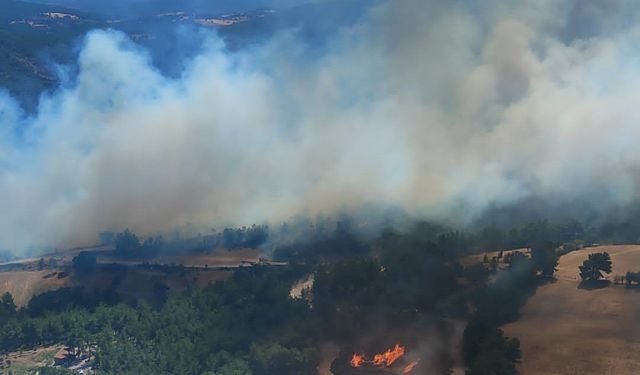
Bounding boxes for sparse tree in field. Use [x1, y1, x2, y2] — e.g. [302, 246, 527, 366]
[0, 292, 16, 324]
[579, 252, 612, 282]
[531, 242, 559, 277]
[626, 271, 640, 285]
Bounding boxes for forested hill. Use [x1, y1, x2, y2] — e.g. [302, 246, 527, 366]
[0, 0, 379, 111]
[0, 0, 102, 110]
[25, 0, 270, 18]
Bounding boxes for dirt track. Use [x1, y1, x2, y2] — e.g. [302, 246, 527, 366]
[503, 245, 640, 375]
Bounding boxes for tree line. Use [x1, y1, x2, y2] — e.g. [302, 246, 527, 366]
[4, 216, 627, 374]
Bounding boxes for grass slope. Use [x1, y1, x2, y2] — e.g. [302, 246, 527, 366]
[504, 245, 640, 375]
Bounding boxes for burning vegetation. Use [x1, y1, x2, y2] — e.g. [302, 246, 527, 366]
[402, 361, 419, 374]
[0, 216, 600, 374]
[350, 345, 406, 368]
[333, 344, 420, 375]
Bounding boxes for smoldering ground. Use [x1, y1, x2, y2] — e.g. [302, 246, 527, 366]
[2, 0, 640, 252]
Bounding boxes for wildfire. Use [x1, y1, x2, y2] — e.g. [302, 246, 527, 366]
[403, 360, 420, 374]
[350, 344, 406, 368]
[351, 353, 364, 367]
[372, 344, 405, 367]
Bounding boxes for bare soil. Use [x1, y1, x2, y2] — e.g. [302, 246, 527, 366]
[503, 245, 640, 375]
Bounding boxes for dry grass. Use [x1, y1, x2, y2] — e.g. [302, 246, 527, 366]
[5, 344, 61, 365]
[503, 245, 640, 375]
[0, 249, 245, 307]
[459, 248, 529, 268]
[78, 268, 234, 302]
[173, 248, 262, 267]
[0, 271, 69, 306]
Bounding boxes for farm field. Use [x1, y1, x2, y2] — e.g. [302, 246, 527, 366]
[503, 245, 640, 375]
[0, 247, 265, 307]
[0, 270, 69, 306]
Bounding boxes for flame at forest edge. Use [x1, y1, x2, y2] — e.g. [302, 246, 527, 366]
[350, 353, 365, 367]
[350, 344, 408, 368]
[402, 360, 419, 374]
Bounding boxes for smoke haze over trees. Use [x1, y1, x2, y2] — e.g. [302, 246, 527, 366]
[4, 0, 640, 252]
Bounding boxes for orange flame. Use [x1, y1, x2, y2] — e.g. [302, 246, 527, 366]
[351, 353, 364, 367]
[372, 344, 405, 367]
[350, 344, 406, 368]
[403, 360, 420, 374]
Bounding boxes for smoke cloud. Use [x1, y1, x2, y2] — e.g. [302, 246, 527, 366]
[2, 0, 640, 251]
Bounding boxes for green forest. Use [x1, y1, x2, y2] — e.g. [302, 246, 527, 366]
[0, 218, 589, 375]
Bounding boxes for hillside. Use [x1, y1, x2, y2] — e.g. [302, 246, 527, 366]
[0, 0, 102, 109]
[0, 0, 380, 110]
[503, 245, 640, 374]
[26, 0, 271, 18]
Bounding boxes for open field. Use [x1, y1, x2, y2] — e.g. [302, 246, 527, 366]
[0, 247, 276, 307]
[0, 270, 70, 306]
[459, 248, 529, 268]
[503, 245, 640, 375]
[93, 248, 286, 269]
[0, 344, 62, 374]
[0, 266, 236, 307]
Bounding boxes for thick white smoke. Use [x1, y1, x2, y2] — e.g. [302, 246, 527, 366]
[2, 0, 640, 251]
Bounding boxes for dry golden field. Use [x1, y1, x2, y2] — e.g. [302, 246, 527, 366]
[0, 270, 70, 306]
[0, 248, 262, 307]
[503, 245, 640, 375]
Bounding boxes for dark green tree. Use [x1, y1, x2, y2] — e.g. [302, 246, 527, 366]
[0, 292, 16, 322]
[249, 342, 318, 375]
[626, 271, 640, 285]
[72, 251, 97, 273]
[464, 263, 490, 284]
[212, 358, 252, 375]
[531, 242, 559, 277]
[39, 367, 74, 375]
[115, 229, 141, 255]
[579, 252, 612, 282]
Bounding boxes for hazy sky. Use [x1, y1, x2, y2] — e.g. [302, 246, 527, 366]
[2, 0, 640, 252]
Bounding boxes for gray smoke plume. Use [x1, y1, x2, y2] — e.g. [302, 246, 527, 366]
[2, 0, 640, 251]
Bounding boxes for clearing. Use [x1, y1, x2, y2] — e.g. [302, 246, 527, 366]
[503, 245, 640, 375]
[0, 247, 273, 307]
[0, 270, 69, 306]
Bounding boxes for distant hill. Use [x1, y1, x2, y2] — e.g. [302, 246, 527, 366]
[0, 0, 99, 22]
[0, 0, 103, 109]
[24, 0, 273, 18]
[0, 0, 380, 110]
[219, 0, 381, 47]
